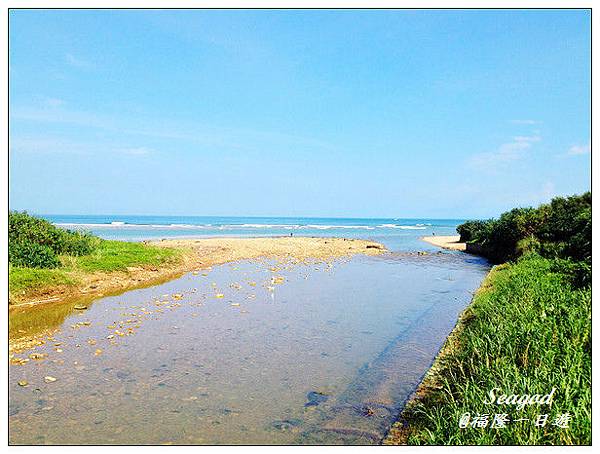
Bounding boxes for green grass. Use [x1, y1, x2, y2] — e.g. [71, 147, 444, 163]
[9, 240, 183, 301]
[393, 254, 591, 445]
[9, 266, 77, 297]
[73, 240, 181, 272]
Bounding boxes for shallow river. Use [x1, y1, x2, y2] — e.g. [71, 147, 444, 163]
[9, 251, 488, 445]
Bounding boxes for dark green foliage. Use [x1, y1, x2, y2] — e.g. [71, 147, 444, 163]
[549, 258, 592, 289]
[540, 194, 591, 264]
[9, 242, 61, 268]
[457, 220, 489, 243]
[9, 211, 97, 268]
[457, 192, 591, 284]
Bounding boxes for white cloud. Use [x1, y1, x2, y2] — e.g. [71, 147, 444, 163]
[469, 134, 541, 169]
[10, 102, 338, 155]
[10, 136, 154, 158]
[567, 143, 591, 156]
[9, 137, 90, 155]
[119, 147, 152, 156]
[44, 97, 65, 107]
[11, 105, 110, 129]
[65, 53, 94, 69]
[514, 135, 541, 143]
[510, 119, 542, 125]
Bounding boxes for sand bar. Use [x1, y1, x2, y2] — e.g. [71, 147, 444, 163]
[151, 236, 385, 266]
[421, 235, 466, 251]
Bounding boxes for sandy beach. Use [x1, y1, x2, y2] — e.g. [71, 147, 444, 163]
[421, 235, 466, 251]
[10, 237, 385, 308]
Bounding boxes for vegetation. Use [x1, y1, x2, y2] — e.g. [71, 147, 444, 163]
[9, 212, 183, 302]
[9, 266, 76, 297]
[72, 239, 180, 272]
[387, 191, 591, 445]
[391, 256, 591, 445]
[9, 211, 97, 268]
[456, 192, 591, 285]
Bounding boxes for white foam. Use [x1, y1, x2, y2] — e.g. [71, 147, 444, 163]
[377, 224, 426, 230]
[54, 221, 419, 231]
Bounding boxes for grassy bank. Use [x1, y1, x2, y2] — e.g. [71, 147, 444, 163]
[9, 211, 187, 304]
[9, 239, 183, 303]
[385, 254, 591, 445]
[11, 238, 181, 285]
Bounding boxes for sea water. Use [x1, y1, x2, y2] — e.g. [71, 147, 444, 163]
[40, 214, 464, 252]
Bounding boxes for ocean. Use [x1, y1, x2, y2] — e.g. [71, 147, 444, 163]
[42, 214, 465, 251]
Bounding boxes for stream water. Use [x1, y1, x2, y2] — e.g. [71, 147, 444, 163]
[9, 250, 488, 445]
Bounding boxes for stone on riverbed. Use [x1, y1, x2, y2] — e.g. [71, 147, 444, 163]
[305, 390, 329, 407]
[271, 418, 302, 431]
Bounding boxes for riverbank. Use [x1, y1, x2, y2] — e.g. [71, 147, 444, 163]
[421, 235, 466, 251]
[384, 254, 591, 445]
[9, 236, 385, 308]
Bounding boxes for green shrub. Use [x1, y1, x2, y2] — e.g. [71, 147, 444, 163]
[9, 242, 61, 268]
[457, 192, 591, 282]
[457, 220, 489, 243]
[9, 211, 64, 251]
[550, 258, 592, 288]
[515, 234, 540, 253]
[59, 230, 98, 256]
[8, 211, 98, 268]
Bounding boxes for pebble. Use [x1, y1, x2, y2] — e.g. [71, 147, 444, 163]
[29, 353, 47, 360]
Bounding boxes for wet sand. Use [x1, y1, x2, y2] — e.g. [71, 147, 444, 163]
[10, 237, 385, 308]
[421, 235, 466, 251]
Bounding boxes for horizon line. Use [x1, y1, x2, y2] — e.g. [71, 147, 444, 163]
[27, 212, 479, 221]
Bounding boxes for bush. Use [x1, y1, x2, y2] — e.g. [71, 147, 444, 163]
[9, 242, 61, 269]
[59, 230, 98, 256]
[9, 211, 64, 251]
[480, 207, 546, 263]
[457, 192, 591, 283]
[550, 258, 592, 288]
[8, 211, 98, 268]
[516, 235, 542, 256]
[457, 220, 489, 243]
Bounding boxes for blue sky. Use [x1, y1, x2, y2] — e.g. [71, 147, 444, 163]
[9, 9, 591, 218]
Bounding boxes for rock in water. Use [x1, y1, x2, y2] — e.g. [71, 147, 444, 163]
[271, 418, 302, 431]
[305, 391, 329, 407]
